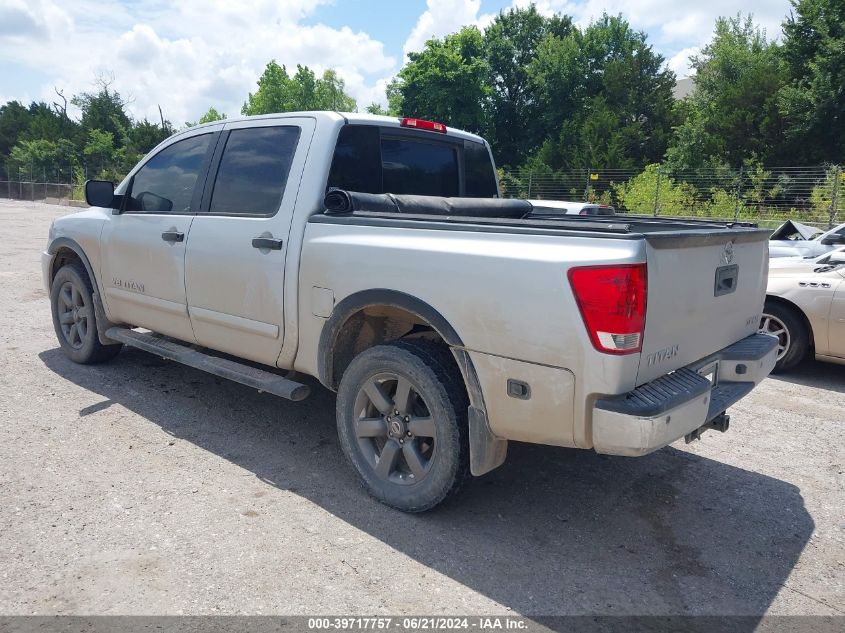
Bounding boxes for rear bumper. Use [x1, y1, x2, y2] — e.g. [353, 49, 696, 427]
[591, 333, 777, 456]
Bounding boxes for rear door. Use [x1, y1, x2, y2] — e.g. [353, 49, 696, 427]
[184, 117, 315, 365]
[636, 231, 771, 384]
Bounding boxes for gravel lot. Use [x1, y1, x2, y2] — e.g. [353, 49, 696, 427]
[0, 200, 843, 618]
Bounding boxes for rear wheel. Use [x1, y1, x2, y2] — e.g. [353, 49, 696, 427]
[335, 340, 469, 512]
[759, 300, 809, 373]
[50, 263, 122, 364]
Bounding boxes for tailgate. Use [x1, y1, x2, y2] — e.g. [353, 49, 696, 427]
[636, 229, 770, 385]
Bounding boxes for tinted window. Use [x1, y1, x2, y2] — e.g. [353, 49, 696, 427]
[128, 134, 212, 213]
[327, 125, 381, 193]
[464, 140, 498, 197]
[209, 126, 300, 216]
[381, 137, 458, 197]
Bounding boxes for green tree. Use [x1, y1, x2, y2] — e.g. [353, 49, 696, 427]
[365, 103, 391, 115]
[666, 14, 789, 168]
[529, 14, 675, 170]
[128, 119, 172, 155]
[242, 61, 357, 115]
[82, 129, 118, 177]
[8, 138, 62, 178]
[314, 69, 357, 111]
[0, 101, 31, 158]
[483, 5, 572, 167]
[71, 82, 132, 146]
[389, 27, 489, 134]
[779, 0, 845, 163]
[185, 107, 227, 128]
[198, 107, 227, 124]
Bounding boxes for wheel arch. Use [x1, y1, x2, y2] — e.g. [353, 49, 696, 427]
[317, 289, 507, 476]
[764, 295, 815, 349]
[47, 238, 98, 290]
[318, 289, 465, 391]
[47, 237, 119, 345]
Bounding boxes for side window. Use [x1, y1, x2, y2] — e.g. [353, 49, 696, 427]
[127, 134, 212, 213]
[209, 126, 300, 216]
[327, 125, 381, 193]
[464, 140, 498, 198]
[381, 137, 459, 197]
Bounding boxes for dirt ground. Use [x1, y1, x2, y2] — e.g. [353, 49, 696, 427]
[0, 200, 842, 618]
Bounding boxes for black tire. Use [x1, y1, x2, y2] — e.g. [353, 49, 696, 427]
[336, 339, 470, 512]
[760, 300, 809, 373]
[50, 262, 122, 364]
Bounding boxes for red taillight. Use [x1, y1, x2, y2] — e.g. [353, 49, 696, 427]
[567, 263, 647, 354]
[400, 117, 447, 133]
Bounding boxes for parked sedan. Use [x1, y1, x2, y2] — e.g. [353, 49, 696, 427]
[528, 200, 615, 216]
[760, 247, 845, 371]
[769, 220, 845, 258]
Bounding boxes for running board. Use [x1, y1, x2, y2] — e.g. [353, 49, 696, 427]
[105, 327, 310, 401]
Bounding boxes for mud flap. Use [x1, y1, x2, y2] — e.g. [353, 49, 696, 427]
[468, 406, 508, 476]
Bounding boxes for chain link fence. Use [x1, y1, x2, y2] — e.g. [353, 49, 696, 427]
[2, 161, 842, 230]
[0, 162, 97, 204]
[501, 165, 843, 229]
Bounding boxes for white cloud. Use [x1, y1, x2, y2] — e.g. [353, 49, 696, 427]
[509, 0, 791, 69]
[0, 0, 73, 39]
[0, 0, 396, 123]
[666, 46, 699, 77]
[403, 0, 496, 58]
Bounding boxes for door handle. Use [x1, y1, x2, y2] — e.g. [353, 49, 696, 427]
[252, 237, 284, 250]
[161, 231, 184, 243]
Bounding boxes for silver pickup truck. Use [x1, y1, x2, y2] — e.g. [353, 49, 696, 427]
[43, 112, 777, 511]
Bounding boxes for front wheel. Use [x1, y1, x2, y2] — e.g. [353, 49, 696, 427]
[759, 300, 809, 373]
[335, 340, 470, 512]
[50, 263, 122, 364]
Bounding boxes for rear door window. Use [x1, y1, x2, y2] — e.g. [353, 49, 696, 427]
[208, 126, 300, 216]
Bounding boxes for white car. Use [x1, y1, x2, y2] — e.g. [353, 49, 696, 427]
[761, 247, 845, 371]
[528, 200, 615, 216]
[768, 220, 845, 258]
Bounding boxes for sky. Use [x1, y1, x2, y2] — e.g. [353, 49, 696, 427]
[0, 0, 795, 125]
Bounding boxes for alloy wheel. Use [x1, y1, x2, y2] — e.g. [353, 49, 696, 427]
[352, 372, 437, 485]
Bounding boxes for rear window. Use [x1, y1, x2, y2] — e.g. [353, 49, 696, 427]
[464, 140, 498, 197]
[327, 124, 497, 198]
[381, 137, 458, 197]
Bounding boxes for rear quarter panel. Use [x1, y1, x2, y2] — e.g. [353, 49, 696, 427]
[296, 221, 645, 448]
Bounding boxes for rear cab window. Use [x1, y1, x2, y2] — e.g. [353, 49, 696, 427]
[327, 124, 498, 198]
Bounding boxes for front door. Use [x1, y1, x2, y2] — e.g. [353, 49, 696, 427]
[100, 130, 217, 342]
[185, 117, 314, 365]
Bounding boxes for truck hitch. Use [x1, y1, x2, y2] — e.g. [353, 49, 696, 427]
[685, 413, 730, 444]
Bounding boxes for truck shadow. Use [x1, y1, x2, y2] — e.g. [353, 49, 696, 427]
[40, 347, 813, 619]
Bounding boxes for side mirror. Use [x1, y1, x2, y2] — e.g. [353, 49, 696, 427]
[85, 180, 115, 208]
[820, 233, 845, 246]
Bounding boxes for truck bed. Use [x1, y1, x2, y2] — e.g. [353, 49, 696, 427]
[315, 189, 766, 241]
[308, 191, 771, 388]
